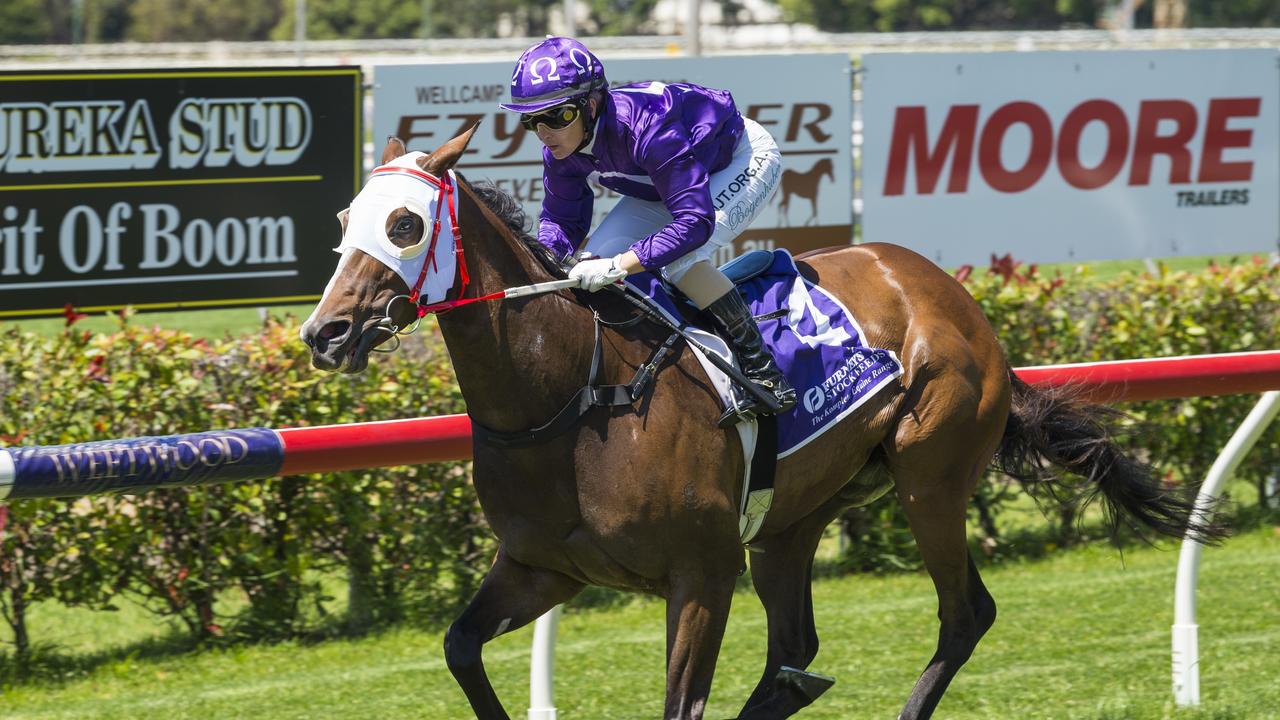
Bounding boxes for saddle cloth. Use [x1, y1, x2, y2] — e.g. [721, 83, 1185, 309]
[626, 249, 904, 458]
[623, 249, 903, 542]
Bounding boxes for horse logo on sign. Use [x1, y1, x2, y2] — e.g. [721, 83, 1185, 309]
[777, 157, 834, 227]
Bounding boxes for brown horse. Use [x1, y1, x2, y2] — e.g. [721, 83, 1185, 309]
[777, 157, 834, 227]
[300, 128, 1219, 720]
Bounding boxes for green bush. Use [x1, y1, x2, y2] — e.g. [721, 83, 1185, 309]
[2, 256, 1278, 662]
[1, 316, 480, 669]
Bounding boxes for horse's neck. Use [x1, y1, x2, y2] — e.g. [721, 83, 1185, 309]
[438, 184, 595, 430]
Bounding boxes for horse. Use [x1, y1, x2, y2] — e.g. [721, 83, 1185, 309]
[777, 157, 834, 227]
[300, 128, 1220, 720]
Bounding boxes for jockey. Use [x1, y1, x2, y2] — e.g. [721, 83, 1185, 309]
[498, 36, 797, 426]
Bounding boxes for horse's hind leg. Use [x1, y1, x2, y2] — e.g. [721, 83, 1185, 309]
[444, 546, 583, 719]
[895, 499, 996, 720]
[891, 389, 1003, 719]
[737, 502, 842, 720]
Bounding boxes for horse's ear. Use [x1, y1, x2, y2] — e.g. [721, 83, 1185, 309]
[381, 137, 408, 164]
[417, 123, 480, 176]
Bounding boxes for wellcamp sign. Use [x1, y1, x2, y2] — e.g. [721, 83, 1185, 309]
[373, 54, 853, 263]
[860, 49, 1280, 267]
[0, 67, 361, 318]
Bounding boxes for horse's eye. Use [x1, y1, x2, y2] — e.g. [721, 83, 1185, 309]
[395, 218, 415, 234]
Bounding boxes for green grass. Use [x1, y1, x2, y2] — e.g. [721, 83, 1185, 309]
[3, 527, 1277, 719]
[2, 304, 315, 339]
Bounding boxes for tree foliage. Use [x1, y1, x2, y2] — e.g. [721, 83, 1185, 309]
[776, 0, 1106, 32]
[1187, 0, 1280, 27]
[4, 0, 1277, 44]
[0, 0, 60, 44]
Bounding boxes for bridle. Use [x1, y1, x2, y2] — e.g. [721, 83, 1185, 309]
[366, 163, 577, 353]
[365, 163, 471, 351]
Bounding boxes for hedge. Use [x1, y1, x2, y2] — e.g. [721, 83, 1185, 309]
[1, 256, 1278, 666]
[1, 316, 483, 665]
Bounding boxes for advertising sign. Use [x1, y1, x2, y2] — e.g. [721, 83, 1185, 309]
[0, 67, 361, 318]
[373, 54, 852, 265]
[861, 50, 1279, 266]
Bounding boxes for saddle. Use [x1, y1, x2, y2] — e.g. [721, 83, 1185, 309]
[720, 249, 777, 286]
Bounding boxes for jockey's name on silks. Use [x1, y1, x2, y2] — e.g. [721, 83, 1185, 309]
[631, 250, 904, 458]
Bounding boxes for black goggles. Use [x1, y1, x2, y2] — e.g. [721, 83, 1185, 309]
[520, 103, 581, 131]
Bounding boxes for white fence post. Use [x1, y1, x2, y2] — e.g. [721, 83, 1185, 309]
[529, 605, 563, 720]
[1172, 390, 1280, 706]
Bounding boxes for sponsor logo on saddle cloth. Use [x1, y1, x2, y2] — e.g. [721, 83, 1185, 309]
[335, 151, 458, 305]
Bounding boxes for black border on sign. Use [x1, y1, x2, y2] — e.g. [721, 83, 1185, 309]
[0, 67, 362, 318]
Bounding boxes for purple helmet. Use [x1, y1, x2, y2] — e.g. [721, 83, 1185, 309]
[499, 37, 606, 114]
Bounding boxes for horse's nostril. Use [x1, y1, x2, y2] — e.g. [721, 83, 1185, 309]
[304, 319, 351, 354]
[319, 320, 351, 342]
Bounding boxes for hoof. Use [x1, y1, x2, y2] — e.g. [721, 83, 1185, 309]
[776, 666, 835, 703]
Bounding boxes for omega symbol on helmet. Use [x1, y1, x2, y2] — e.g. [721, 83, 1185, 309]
[568, 48, 592, 72]
[529, 57, 560, 85]
[803, 387, 825, 413]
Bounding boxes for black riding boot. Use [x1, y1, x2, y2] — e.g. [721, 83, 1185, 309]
[705, 290, 797, 427]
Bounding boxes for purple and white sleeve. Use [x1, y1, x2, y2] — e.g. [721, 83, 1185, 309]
[628, 120, 715, 269]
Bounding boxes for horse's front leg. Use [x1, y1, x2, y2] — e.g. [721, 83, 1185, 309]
[445, 546, 583, 719]
[664, 566, 739, 720]
[737, 505, 840, 720]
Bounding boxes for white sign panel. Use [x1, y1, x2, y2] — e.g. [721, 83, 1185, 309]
[861, 50, 1280, 266]
[374, 54, 852, 261]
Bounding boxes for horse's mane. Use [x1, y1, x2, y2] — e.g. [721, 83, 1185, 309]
[466, 179, 567, 280]
[464, 177, 671, 334]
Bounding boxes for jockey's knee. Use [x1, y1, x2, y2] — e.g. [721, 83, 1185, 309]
[670, 259, 734, 309]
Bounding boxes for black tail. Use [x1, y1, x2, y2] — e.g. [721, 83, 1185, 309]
[994, 370, 1228, 543]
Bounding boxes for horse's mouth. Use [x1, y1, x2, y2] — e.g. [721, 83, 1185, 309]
[340, 321, 385, 373]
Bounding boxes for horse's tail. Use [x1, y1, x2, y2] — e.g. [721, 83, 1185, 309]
[993, 369, 1228, 543]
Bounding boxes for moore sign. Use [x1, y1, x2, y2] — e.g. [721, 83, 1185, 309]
[860, 50, 1279, 266]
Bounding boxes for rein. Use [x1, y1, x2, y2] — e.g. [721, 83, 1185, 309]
[469, 281, 787, 448]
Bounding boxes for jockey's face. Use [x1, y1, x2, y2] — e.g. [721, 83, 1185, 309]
[533, 98, 596, 160]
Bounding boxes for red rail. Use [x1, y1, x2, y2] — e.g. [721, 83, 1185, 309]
[278, 414, 473, 474]
[1014, 350, 1280, 404]
[272, 351, 1280, 470]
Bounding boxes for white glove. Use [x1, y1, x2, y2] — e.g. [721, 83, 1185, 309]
[569, 256, 627, 292]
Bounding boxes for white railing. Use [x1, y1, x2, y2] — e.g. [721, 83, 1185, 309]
[1172, 391, 1280, 706]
